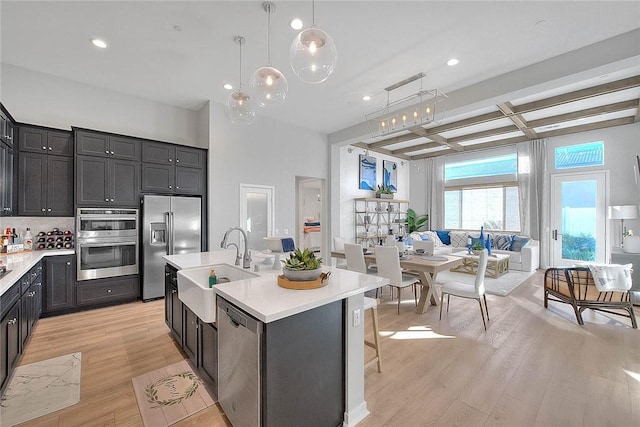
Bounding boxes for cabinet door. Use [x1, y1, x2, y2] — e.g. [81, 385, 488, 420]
[5, 121, 15, 148]
[183, 306, 198, 363]
[18, 127, 47, 153]
[0, 142, 14, 216]
[47, 131, 73, 157]
[3, 303, 21, 380]
[110, 159, 140, 206]
[20, 293, 30, 351]
[110, 136, 141, 161]
[199, 321, 218, 392]
[76, 276, 138, 306]
[44, 256, 76, 313]
[141, 163, 175, 193]
[18, 152, 47, 216]
[170, 284, 183, 343]
[175, 167, 203, 195]
[76, 155, 109, 206]
[47, 156, 73, 216]
[75, 130, 110, 157]
[164, 267, 173, 329]
[32, 280, 43, 323]
[142, 141, 175, 164]
[175, 146, 205, 169]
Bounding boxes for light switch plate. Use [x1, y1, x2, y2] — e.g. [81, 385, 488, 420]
[352, 309, 361, 327]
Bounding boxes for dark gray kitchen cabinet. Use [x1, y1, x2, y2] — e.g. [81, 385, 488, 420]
[18, 152, 73, 216]
[75, 130, 141, 161]
[164, 265, 183, 344]
[19, 126, 73, 157]
[44, 255, 76, 313]
[1, 302, 20, 392]
[76, 276, 138, 306]
[0, 108, 15, 147]
[142, 163, 203, 195]
[183, 305, 198, 363]
[0, 140, 14, 216]
[199, 320, 218, 395]
[143, 142, 205, 169]
[20, 275, 42, 351]
[76, 155, 140, 207]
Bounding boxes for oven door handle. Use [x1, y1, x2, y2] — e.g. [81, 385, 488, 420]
[78, 241, 137, 248]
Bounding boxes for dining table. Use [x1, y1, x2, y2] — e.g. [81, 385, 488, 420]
[331, 249, 464, 314]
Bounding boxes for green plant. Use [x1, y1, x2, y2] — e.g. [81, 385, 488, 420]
[406, 208, 428, 233]
[472, 240, 484, 251]
[282, 248, 323, 270]
[376, 184, 393, 195]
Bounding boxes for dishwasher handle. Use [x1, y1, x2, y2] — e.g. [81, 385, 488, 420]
[217, 297, 262, 334]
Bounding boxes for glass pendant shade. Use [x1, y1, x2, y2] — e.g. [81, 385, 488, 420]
[250, 65, 288, 107]
[290, 27, 337, 84]
[224, 91, 256, 125]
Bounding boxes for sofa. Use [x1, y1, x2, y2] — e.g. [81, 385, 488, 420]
[409, 230, 540, 272]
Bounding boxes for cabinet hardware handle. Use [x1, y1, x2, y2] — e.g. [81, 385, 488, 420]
[47, 208, 51, 212]
[176, 186, 180, 189]
[8, 318, 17, 325]
[48, 147, 52, 151]
[169, 158, 173, 162]
[105, 150, 110, 154]
[110, 199, 114, 202]
[169, 185, 173, 189]
[110, 151, 114, 155]
[42, 146, 47, 150]
[107, 289, 112, 293]
[41, 208, 46, 212]
[165, 272, 170, 276]
[105, 198, 109, 202]
[176, 159, 180, 163]
[66, 262, 71, 265]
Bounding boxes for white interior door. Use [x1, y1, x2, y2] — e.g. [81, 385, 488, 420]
[240, 184, 274, 251]
[550, 171, 607, 266]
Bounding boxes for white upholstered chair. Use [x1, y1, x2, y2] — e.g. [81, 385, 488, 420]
[374, 245, 420, 315]
[412, 240, 434, 255]
[344, 243, 376, 274]
[333, 237, 347, 269]
[439, 248, 490, 330]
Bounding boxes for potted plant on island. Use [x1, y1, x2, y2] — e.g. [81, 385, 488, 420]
[282, 248, 323, 281]
[375, 184, 394, 199]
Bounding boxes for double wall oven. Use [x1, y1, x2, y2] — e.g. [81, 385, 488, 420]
[76, 208, 139, 281]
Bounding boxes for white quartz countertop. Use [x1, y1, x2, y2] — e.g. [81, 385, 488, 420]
[214, 266, 387, 323]
[163, 249, 238, 270]
[0, 250, 75, 297]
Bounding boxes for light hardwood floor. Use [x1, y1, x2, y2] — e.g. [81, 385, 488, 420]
[13, 270, 640, 426]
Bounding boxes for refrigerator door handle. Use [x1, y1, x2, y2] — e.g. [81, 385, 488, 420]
[170, 211, 175, 255]
[165, 212, 171, 255]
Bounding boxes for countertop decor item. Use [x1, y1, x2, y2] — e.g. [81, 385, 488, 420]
[277, 271, 330, 290]
[624, 235, 640, 253]
[281, 247, 323, 281]
[375, 184, 394, 199]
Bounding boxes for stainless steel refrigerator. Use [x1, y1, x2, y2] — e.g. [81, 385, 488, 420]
[142, 195, 201, 300]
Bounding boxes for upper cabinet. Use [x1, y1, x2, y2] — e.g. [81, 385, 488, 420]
[75, 130, 141, 161]
[19, 126, 73, 157]
[0, 106, 16, 216]
[142, 142, 205, 169]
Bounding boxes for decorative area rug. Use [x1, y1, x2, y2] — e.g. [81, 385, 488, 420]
[435, 269, 535, 296]
[132, 360, 215, 427]
[0, 352, 81, 426]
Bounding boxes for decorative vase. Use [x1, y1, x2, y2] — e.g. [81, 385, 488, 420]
[282, 267, 322, 282]
[376, 193, 393, 199]
[623, 235, 640, 253]
[479, 226, 484, 244]
[485, 233, 492, 256]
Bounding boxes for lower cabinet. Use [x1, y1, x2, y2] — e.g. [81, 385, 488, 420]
[164, 264, 218, 397]
[44, 255, 76, 313]
[76, 275, 138, 306]
[1, 302, 20, 393]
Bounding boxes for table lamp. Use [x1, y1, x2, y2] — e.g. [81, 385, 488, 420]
[608, 205, 638, 246]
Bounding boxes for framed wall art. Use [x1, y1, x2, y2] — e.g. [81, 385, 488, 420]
[383, 160, 397, 192]
[359, 154, 377, 190]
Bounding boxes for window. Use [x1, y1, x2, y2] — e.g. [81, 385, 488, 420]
[554, 141, 604, 169]
[444, 186, 520, 231]
[444, 152, 520, 232]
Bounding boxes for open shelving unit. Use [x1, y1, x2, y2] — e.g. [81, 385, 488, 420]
[354, 198, 409, 247]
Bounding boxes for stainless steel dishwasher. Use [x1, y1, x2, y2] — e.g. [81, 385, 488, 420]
[217, 297, 263, 427]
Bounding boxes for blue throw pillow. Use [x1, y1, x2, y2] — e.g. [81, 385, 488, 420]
[510, 236, 531, 252]
[435, 230, 451, 245]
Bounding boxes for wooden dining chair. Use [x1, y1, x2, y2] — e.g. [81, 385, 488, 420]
[439, 248, 490, 330]
[374, 245, 420, 314]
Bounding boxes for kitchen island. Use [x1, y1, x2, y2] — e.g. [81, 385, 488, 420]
[163, 250, 388, 427]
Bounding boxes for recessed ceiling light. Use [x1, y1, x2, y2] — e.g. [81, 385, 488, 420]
[173, 25, 183, 32]
[223, 83, 233, 90]
[362, 95, 371, 101]
[447, 58, 459, 66]
[91, 38, 108, 49]
[290, 18, 303, 30]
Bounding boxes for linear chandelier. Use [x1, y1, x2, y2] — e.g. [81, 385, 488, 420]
[366, 72, 447, 139]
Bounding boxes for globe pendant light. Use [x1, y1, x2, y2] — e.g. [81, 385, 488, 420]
[290, 0, 337, 84]
[250, 2, 288, 107]
[225, 36, 256, 125]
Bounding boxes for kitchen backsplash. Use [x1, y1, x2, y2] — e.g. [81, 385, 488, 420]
[0, 217, 75, 238]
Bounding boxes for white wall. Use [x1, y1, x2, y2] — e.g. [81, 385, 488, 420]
[208, 103, 329, 250]
[1, 64, 202, 147]
[333, 145, 410, 242]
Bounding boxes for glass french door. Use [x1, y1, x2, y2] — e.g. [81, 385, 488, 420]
[550, 171, 607, 266]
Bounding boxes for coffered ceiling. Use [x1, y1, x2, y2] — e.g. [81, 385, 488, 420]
[1, 1, 639, 149]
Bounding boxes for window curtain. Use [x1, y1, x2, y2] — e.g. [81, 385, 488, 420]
[517, 139, 549, 268]
[425, 157, 445, 230]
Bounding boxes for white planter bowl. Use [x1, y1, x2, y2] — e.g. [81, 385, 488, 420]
[623, 235, 640, 253]
[282, 267, 322, 282]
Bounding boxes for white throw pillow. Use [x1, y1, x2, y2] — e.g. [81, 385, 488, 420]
[449, 231, 468, 247]
[422, 231, 445, 247]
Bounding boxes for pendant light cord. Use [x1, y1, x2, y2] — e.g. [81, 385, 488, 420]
[239, 39, 243, 90]
[267, 4, 272, 65]
[312, 0, 316, 27]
